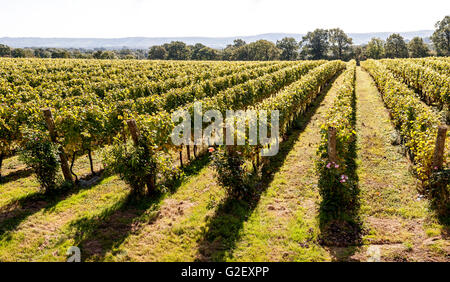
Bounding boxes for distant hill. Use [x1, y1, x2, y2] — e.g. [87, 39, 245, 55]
[0, 30, 434, 49]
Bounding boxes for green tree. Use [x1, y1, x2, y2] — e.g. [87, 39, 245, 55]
[100, 51, 116, 59]
[221, 45, 235, 60]
[246, 40, 281, 60]
[12, 48, 26, 58]
[118, 49, 137, 59]
[33, 48, 52, 58]
[301, 29, 329, 60]
[92, 50, 116, 59]
[51, 49, 71, 58]
[221, 39, 247, 60]
[23, 49, 35, 58]
[0, 44, 11, 57]
[351, 45, 367, 64]
[93, 50, 103, 59]
[365, 38, 385, 59]
[196, 47, 219, 60]
[165, 41, 190, 60]
[328, 28, 353, 60]
[276, 37, 299, 60]
[232, 45, 249, 60]
[408, 37, 430, 58]
[190, 43, 207, 60]
[431, 15, 450, 56]
[233, 39, 246, 48]
[385, 33, 409, 58]
[72, 50, 92, 59]
[148, 45, 167, 59]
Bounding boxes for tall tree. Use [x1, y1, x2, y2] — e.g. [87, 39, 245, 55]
[148, 46, 167, 59]
[195, 46, 219, 60]
[11, 48, 26, 58]
[101, 51, 116, 59]
[51, 49, 71, 58]
[0, 44, 11, 57]
[246, 40, 281, 61]
[385, 33, 408, 58]
[365, 38, 385, 59]
[222, 45, 235, 60]
[93, 50, 103, 59]
[118, 49, 137, 59]
[431, 15, 450, 56]
[300, 29, 329, 60]
[351, 45, 367, 64]
[276, 37, 299, 60]
[408, 37, 430, 58]
[190, 43, 208, 60]
[92, 50, 116, 59]
[165, 41, 190, 60]
[328, 28, 353, 60]
[231, 45, 249, 60]
[233, 39, 246, 48]
[33, 48, 52, 58]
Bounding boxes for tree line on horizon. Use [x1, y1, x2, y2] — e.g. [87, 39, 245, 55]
[0, 16, 448, 61]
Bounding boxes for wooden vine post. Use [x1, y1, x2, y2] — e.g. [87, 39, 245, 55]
[328, 127, 337, 163]
[432, 125, 447, 170]
[186, 144, 191, 161]
[126, 119, 156, 194]
[127, 119, 140, 145]
[179, 150, 183, 168]
[0, 153, 3, 179]
[42, 108, 73, 184]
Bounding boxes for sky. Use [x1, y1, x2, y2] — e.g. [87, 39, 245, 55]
[0, 0, 448, 38]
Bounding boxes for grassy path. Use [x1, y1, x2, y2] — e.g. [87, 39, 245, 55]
[340, 67, 449, 262]
[224, 74, 349, 261]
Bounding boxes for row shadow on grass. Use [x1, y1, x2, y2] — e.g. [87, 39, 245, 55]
[195, 73, 346, 262]
[0, 168, 34, 185]
[0, 171, 104, 240]
[66, 154, 211, 261]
